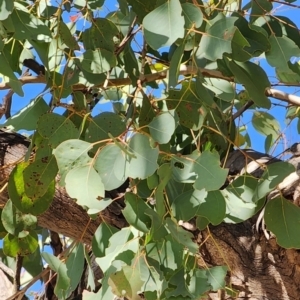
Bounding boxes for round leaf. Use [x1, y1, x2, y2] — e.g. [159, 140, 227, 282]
[143, 0, 185, 50]
[265, 197, 300, 248]
[126, 133, 159, 179]
[8, 163, 55, 215]
[3, 231, 39, 257]
[37, 113, 79, 147]
[149, 112, 176, 144]
[53, 140, 93, 185]
[86, 112, 126, 143]
[94, 144, 127, 191]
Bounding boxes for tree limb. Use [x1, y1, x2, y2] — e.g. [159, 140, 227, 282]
[3, 66, 300, 107]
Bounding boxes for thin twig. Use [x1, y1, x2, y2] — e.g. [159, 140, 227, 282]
[270, 0, 300, 9]
[115, 16, 139, 56]
[6, 268, 50, 300]
[232, 100, 254, 120]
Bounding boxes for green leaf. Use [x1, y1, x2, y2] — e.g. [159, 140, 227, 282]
[123, 43, 140, 84]
[207, 266, 227, 291]
[8, 163, 54, 215]
[53, 140, 93, 185]
[145, 208, 168, 241]
[92, 223, 118, 257]
[66, 244, 85, 297]
[252, 111, 280, 147]
[37, 113, 79, 148]
[198, 17, 238, 61]
[3, 231, 38, 257]
[86, 112, 126, 143]
[96, 228, 138, 273]
[1, 200, 37, 237]
[181, 3, 203, 29]
[0, 52, 23, 96]
[166, 267, 192, 298]
[189, 269, 211, 297]
[11, 8, 51, 40]
[47, 38, 64, 71]
[148, 111, 176, 144]
[109, 265, 144, 300]
[222, 175, 258, 223]
[166, 82, 203, 128]
[79, 49, 117, 74]
[0, 0, 14, 21]
[194, 151, 228, 191]
[23, 248, 43, 277]
[203, 78, 235, 102]
[107, 10, 133, 36]
[103, 88, 123, 101]
[94, 144, 127, 191]
[169, 42, 185, 88]
[250, 0, 272, 22]
[126, 133, 159, 179]
[195, 77, 215, 107]
[266, 35, 300, 72]
[171, 151, 200, 183]
[65, 165, 107, 210]
[231, 27, 252, 62]
[234, 16, 270, 56]
[196, 190, 226, 225]
[165, 218, 198, 254]
[147, 173, 159, 189]
[265, 197, 300, 248]
[276, 61, 300, 84]
[82, 18, 119, 52]
[227, 60, 271, 108]
[58, 21, 79, 50]
[166, 180, 195, 220]
[146, 235, 184, 270]
[155, 163, 172, 218]
[42, 252, 70, 299]
[143, 0, 185, 50]
[253, 162, 295, 202]
[23, 155, 58, 199]
[50, 71, 72, 100]
[139, 94, 156, 129]
[123, 193, 151, 232]
[136, 255, 167, 296]
[3, 97, 49, 131]
[196, 216, 210, 230]
[126, 0, 158, 21]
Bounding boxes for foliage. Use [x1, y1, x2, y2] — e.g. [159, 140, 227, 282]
[0, 0, 300, 299]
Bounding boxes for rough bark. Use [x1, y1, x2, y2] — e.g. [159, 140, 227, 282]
[1, 129, 300, 300]
[0, 130, 127, 245]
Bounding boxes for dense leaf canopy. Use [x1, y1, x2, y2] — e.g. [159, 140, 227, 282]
[0, 0, 300, 299]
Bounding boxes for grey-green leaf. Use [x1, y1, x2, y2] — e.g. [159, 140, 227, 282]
[143, 0, 185, 50]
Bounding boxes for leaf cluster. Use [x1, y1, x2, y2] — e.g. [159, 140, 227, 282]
[0, 0, 300, 299]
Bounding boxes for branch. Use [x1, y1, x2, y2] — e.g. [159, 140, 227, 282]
[13, 254, 23, 293]
[266, 88, 300, 106]
[232, 100, 254, 120]
[2, 66, 300, 108]
[0, 75, 45, 90]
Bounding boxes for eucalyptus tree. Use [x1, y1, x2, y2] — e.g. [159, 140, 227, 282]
[1, 0, 300, 299]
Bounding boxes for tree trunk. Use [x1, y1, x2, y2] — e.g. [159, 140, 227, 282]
[0, 129, 299, 300]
